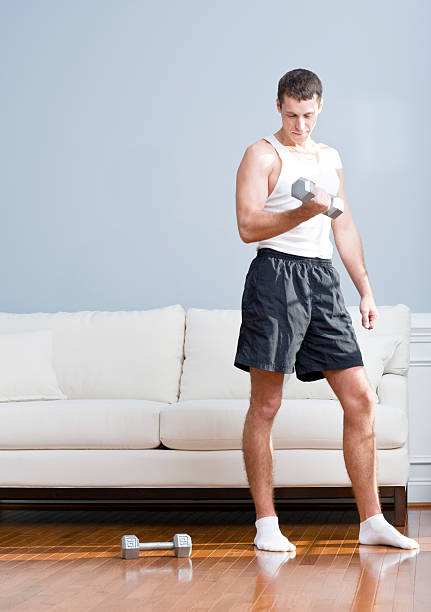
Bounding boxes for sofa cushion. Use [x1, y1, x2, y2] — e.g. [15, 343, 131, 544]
[0, 329, 66, 402]
[0, 304, 185, 403]
[0, 399, 163, 449]
[160, 399, 407, 451]
[179, 304, 409, 401]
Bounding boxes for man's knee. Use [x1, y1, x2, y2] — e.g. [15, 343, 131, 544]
[343, 386, 376, 422]
[249, 396, 282, 420]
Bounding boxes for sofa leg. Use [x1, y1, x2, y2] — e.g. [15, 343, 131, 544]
[393, 486, 407, 527]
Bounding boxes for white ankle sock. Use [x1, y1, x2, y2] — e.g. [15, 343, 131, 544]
[254, 515, 296, 552]
[359, 513, 420, 549]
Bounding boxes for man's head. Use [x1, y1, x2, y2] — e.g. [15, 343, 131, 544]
[276, 68, 323, 144]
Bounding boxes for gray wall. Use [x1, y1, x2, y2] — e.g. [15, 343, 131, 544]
[1, 0, 429, 314]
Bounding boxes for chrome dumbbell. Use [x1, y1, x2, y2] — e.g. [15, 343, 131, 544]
[291, 177, 344, 219]
[121, 533, 192, 559]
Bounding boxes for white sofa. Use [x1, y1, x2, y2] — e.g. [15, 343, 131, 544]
[0, 303, 411, 524]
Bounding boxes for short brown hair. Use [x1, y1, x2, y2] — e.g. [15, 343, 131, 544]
[277, 68, 323, 108]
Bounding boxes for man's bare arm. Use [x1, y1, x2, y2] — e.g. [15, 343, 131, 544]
[236, 142, 315, 244]
[331, 160, 374, 298]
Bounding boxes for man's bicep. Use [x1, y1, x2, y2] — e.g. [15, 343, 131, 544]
[235, 144, 270, 242]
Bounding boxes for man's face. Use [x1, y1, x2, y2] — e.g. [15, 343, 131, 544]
[276, 93, 323, 142]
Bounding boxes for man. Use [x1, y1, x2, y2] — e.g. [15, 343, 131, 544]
[233, 68, 419, 552]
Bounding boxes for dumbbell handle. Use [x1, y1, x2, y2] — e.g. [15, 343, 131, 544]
[139, 541, 174, 551]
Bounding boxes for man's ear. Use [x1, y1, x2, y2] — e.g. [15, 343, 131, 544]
[318, 98, 324, 114]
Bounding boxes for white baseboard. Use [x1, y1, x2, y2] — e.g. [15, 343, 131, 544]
[407, 482, 431, 503]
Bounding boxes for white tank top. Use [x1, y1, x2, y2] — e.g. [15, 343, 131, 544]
[257, 134, 342, 259]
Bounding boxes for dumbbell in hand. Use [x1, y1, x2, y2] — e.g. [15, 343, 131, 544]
[121, 533, 192, 559]
[291, 177, 344, 219]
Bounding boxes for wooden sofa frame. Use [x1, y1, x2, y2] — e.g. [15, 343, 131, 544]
[0, 485, 407, 526]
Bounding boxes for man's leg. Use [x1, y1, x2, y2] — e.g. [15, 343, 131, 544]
[322, 365, 380, 522]
[243, 367, 283, 519]
[322, 364, 419, 550]
[242, 367, 296, 551]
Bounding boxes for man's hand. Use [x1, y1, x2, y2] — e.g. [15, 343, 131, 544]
[360, 295, 379, 330]
[300, 185, 332, 217]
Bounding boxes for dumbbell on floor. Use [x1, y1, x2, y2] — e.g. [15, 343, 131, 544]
[291, 177, 344, 219]
[121, 533, 192, 559]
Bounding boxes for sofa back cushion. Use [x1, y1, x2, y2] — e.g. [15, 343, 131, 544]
[0, 329, 67, 402]
[179, 304, 410, 401]
[0, 304, 185, 403]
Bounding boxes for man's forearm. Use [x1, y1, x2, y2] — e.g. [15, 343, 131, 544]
[243, 206, 314, 243]
[334, 226, 374, 298]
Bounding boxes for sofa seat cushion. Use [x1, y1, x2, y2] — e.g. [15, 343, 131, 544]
[0, 399, 164, 449]
[160, 399, 407, 451]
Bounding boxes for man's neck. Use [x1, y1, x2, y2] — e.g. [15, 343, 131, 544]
[276, 130, 313, 152]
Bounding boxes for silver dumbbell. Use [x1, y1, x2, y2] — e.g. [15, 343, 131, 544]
[121, 533, 192, 559]
[291, 177, 344, 219]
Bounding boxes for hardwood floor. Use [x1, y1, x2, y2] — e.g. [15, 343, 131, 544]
[0, 505, 429, 611]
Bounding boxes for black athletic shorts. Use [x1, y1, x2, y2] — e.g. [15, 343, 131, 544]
[234, 247, 364, 381]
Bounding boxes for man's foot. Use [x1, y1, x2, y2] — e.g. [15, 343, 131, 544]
[254, 515, 296, 552]
[359, 513, 420, 549]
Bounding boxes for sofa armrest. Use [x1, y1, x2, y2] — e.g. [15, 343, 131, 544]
[376, 373, 408, 413]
